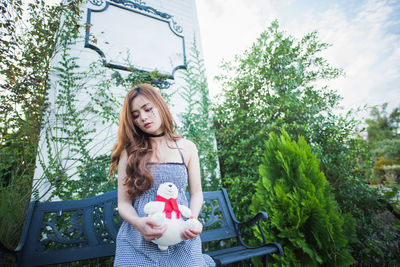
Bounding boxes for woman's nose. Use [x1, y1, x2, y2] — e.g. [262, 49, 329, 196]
[140, 112, 148, 121]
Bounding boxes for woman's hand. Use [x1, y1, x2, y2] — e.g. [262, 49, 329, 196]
[134, 217, 167, 241]
[181, 217, 203, 240]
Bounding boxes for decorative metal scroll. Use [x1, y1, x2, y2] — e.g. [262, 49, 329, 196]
[199, 199, 224, 229]
[89, 0, 104, 6]
[38, 198, 122, 251]
[108, 0, 182, 34]
[40, 209, 87, 251]
[85, 0, 187, 81]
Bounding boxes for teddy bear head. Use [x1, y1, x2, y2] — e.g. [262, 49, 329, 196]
[157, 182, 179, 199]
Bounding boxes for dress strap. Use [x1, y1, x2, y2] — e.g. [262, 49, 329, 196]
[174, 141, 185, 164]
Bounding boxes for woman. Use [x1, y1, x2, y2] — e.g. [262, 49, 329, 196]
[110, 84, 215, 266]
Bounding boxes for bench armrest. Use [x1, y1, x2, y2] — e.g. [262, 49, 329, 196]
[235, 212, 284, 255]
[14, 201, 36, 252]
[235, 212, 269, 248]
[219, 188, 279, 251]
[238, 211, 268, 227]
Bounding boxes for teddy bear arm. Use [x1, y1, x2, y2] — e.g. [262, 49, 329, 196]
[144, 202, 165, 215]
[178, 205, 192, 218]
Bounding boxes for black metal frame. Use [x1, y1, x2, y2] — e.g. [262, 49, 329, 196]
[85, 0, 187, 79]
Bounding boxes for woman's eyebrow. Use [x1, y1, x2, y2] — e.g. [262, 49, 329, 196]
[132, 103, 151, 112]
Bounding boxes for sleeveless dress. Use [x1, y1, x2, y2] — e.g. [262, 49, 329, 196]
[114, 142, 215, 267]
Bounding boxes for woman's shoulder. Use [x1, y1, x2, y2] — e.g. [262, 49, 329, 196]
[177, 138, 198, 152]
[176, 138, 198, 165]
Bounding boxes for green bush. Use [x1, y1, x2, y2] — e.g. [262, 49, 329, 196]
[250, 131, 355, 266]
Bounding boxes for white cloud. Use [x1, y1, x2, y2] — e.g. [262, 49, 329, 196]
[196, 0, 400, 112]
[196, 0, 279, 97]
[316, 0, 400, 111]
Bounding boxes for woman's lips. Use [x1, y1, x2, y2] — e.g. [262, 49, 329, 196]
[144, 122, 152, 128]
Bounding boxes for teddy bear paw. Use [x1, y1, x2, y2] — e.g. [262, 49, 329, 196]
[151, 212, 166, 227]
[158, 245, 169, 250]
[185, 218, 201, 230]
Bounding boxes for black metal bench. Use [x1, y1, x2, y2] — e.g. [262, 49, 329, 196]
[0, 188, 283, 266]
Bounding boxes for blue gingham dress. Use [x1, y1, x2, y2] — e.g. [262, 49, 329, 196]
[114, 144, 215, 267]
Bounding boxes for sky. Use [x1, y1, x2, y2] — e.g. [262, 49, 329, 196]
[195, 0, 400, 114]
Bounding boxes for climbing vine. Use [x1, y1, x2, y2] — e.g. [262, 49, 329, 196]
[178, 38, 220, 191]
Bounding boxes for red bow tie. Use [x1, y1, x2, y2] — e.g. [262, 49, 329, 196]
[156, 195, 181, 219]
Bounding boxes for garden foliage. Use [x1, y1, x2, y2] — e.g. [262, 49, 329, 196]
[366, 103, 400, 184]
[179, 38, 220, 191]
[214, 19, 350, 218]
[214, 20, 399, 265]
[0, 0, 83, 251]
[251, 131, 354, 266]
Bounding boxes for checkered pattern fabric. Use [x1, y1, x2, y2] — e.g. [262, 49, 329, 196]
[114, 151, 215, 266]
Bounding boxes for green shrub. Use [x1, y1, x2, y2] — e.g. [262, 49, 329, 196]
[250, 131, 355, 266]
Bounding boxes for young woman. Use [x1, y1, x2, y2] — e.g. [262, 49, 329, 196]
[110, 84, 215, 266]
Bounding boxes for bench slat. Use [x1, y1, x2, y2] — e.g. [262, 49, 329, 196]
[83, 206, 98, 246]
[209, 245, 279, 265]
[21, 244, 116, 266]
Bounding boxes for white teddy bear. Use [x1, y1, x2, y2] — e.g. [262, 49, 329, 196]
[143, 182, 201, 250]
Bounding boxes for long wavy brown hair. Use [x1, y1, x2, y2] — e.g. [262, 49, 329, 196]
[109, 84, 180, 198]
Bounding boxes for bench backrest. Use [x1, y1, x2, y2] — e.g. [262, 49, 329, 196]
[197, 189, 238, 242]
[16, 188, 238, 266]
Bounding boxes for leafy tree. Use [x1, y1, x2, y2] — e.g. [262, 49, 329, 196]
[366, 104, 400, 159]
[0, 0, 83, 252]
[366, 103, 399, 145]
[213, 20, 399, 265]
[365, 104, 400, 184]
[214, 20, 345, 216]
[251, 131, 355, 266]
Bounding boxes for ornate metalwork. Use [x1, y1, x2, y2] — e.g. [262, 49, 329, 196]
[199, 199, 223, 228]
[109, 0, 183, 34]
[170, 18, 183, 34]
[85, 0, 186, 79]
[11, 189, 283, 266]
[110, 0, 169, 18]
[90, 0, 104, 6]
[111, 0, 146, 7]
[152, 79, 172, 89]
[40, 210, 86, 250]
[92, 199, 122, 244]
[112, 199, 123, 230]
[93, 206, 113, 244]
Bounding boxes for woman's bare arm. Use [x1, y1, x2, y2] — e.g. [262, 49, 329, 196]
[181, 140, 204, 240]
[117, 149, 166, 241]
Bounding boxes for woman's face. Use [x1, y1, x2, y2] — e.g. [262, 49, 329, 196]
[131, 95, 163, 135]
